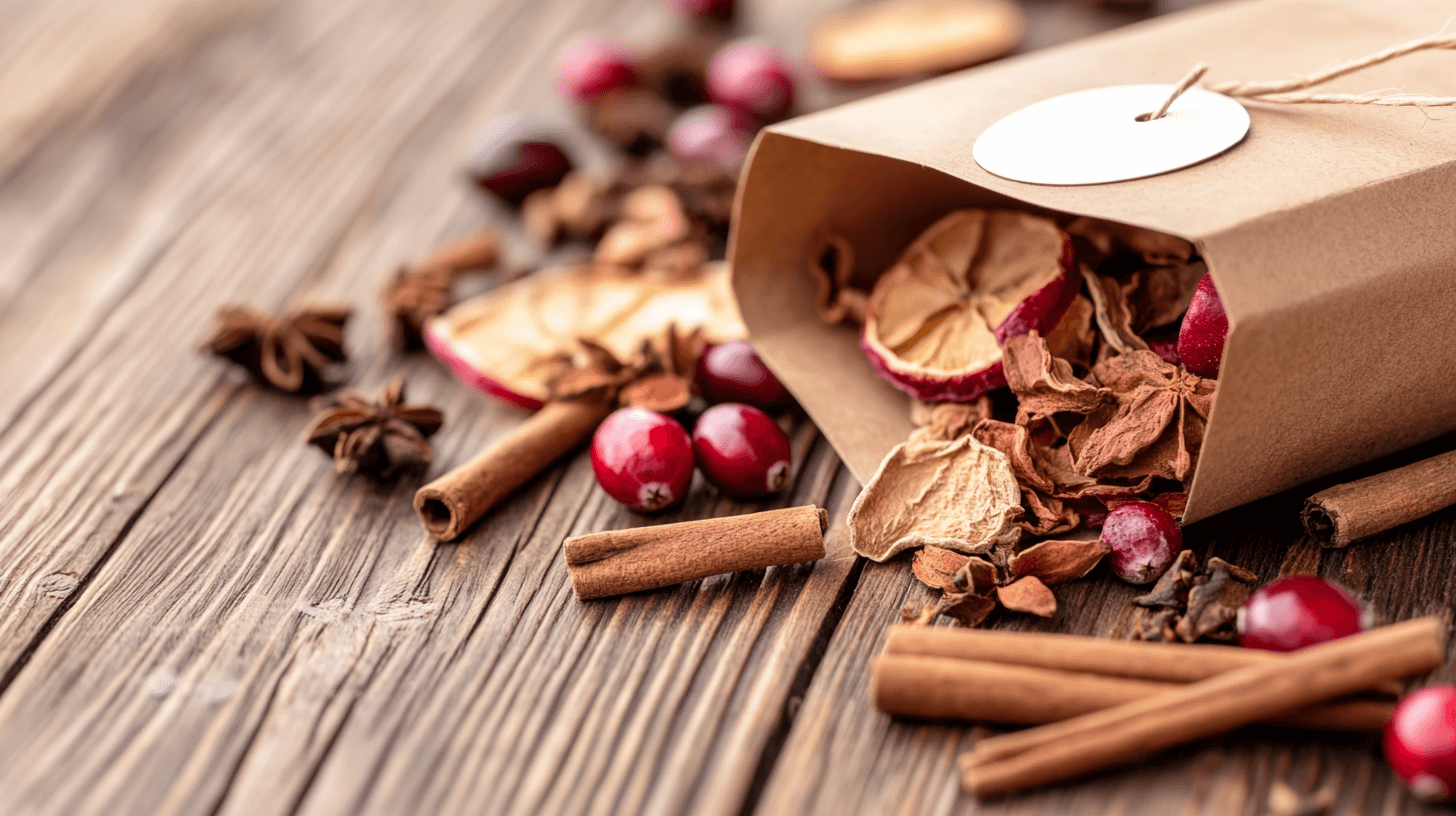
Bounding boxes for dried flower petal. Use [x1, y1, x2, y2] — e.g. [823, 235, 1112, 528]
[908, 398, 991, 444]
[1001, 332, 1112, 423]
[911, 545, 972, 590]
[996, 575, 1057, 617]
[1070, 350, 1215, 482]
[1009, 537, 1109, 585]
[848, 435, 1022, 561]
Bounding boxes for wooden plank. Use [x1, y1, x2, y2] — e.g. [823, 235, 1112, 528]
[758, 484, 1456, 815]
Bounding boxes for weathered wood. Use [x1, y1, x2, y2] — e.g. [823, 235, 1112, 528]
[4, 0, 1453, 814]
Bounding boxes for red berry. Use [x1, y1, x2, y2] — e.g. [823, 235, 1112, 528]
[1237, 575, 1363, 651]
[707, 40, 795, 119]
[696, 341, 791, 409]
[471, 141, 573, 206]
[1100, 501, 1181, 584]
[557, 36, 638, 102]
[672, 0, 734, 21]
[691, 403, 791, 497]
[667, 105, 753, 169]
[591, 408, 694, 512]
[1385, 686, 1456, 801]
[1177, 273, 1228, 378]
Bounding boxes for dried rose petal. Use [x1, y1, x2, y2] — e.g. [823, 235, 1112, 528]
[424, 262, 745, 408]
[997, 575, 1057, 617]
[861, 210, 1077, 403]
[848, 435, 1022, 561]
[1009, 537, 1109, 585]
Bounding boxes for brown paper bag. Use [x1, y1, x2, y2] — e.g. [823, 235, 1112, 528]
[730, 0, 1456, 524]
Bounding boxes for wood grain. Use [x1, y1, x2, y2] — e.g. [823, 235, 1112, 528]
[1, 0, 1450, 814]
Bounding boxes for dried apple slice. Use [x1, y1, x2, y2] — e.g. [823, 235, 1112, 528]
[861, 209, 1076, 403]
[424, 262, 746, 408]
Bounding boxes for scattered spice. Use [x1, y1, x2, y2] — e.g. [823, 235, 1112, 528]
[908, 535, 1108, 625]
[382, 266, 453, 350]
[1129, 550, 1257, 643]
[206, 304, 351, 393]
[305, 378, 443, 477]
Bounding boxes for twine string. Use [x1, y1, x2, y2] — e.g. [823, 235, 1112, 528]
[1144, 33, 1456, 121]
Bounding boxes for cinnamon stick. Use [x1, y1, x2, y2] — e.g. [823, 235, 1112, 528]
[564, 505, 828, 600]
[884, 625, 1402, 695]
[960, 617, 1444, 798]
[414, 396, 612, 541]
[420, 227, 500, 273]
[872, 654, 1393, 731]
[1303, 449, 1456, 547]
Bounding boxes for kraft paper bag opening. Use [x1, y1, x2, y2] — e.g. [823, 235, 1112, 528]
[729, 0, 1456, 524]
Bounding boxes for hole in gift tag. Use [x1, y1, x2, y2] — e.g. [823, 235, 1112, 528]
[973, 84, 1250, 186]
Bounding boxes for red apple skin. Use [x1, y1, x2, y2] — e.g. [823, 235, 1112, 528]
[1385, 686, 1456, 801]
[1177, 274, 1228, 378]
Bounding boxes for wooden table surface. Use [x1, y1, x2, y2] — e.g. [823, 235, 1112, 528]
[3, 0, 1453, 814]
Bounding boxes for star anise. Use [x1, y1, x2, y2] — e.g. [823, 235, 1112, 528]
[543, 323, 705, 413]
[382, 266, 453, 350]
[304, 378, 443, 478]
[207, 304, 351, 393]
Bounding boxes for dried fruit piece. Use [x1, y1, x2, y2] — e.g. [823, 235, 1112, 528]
[908, 398, 990, 444]
[424, 263, 745, 409]
[1001, 332, 1112, 423]
[861, 210, 1076, 403]
[911, 545, 972, 590]
[1008, 537, 1109, 585]
[809, 0, 1023, 82]
[1177, 273, 1229, 378]
[848, 434, 1021, 561]
[1069, 350, 1215, 482]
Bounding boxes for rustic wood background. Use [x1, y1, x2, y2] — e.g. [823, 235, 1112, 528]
[2, 0, 1452, 814]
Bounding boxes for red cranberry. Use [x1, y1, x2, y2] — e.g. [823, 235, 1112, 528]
[1100, 501, 1181, 584]
[1386, 686, 1456, 801]
[691, 403, 791, 497]
[591, 408, 694, 512]
[696, 341, 791, 409]
[1177, 273, 1228, 378]
[672, 0, 734, 22]
[557, 36, 638, 102]
[706, 40, 795, 119]
[471, 141, 572, 205]
[667, 105, 753, 169]
[1237, 575, 1363, 651]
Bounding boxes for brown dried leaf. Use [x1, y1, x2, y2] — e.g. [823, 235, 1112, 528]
[1001, 332, 1112, 423]
[1082, 265, 1148, 356]
[848, 435, 1022, 561]
[997, 575, 1057, 617]
[940, 592, 998, 627]
[1070, 351, 1215, 482]
[1010, 537, 1109, 585]
[1044, 293, 1096, 370]
[911, 546, 972, 590]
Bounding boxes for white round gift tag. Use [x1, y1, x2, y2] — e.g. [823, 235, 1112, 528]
[973, 85, 1249, 185]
